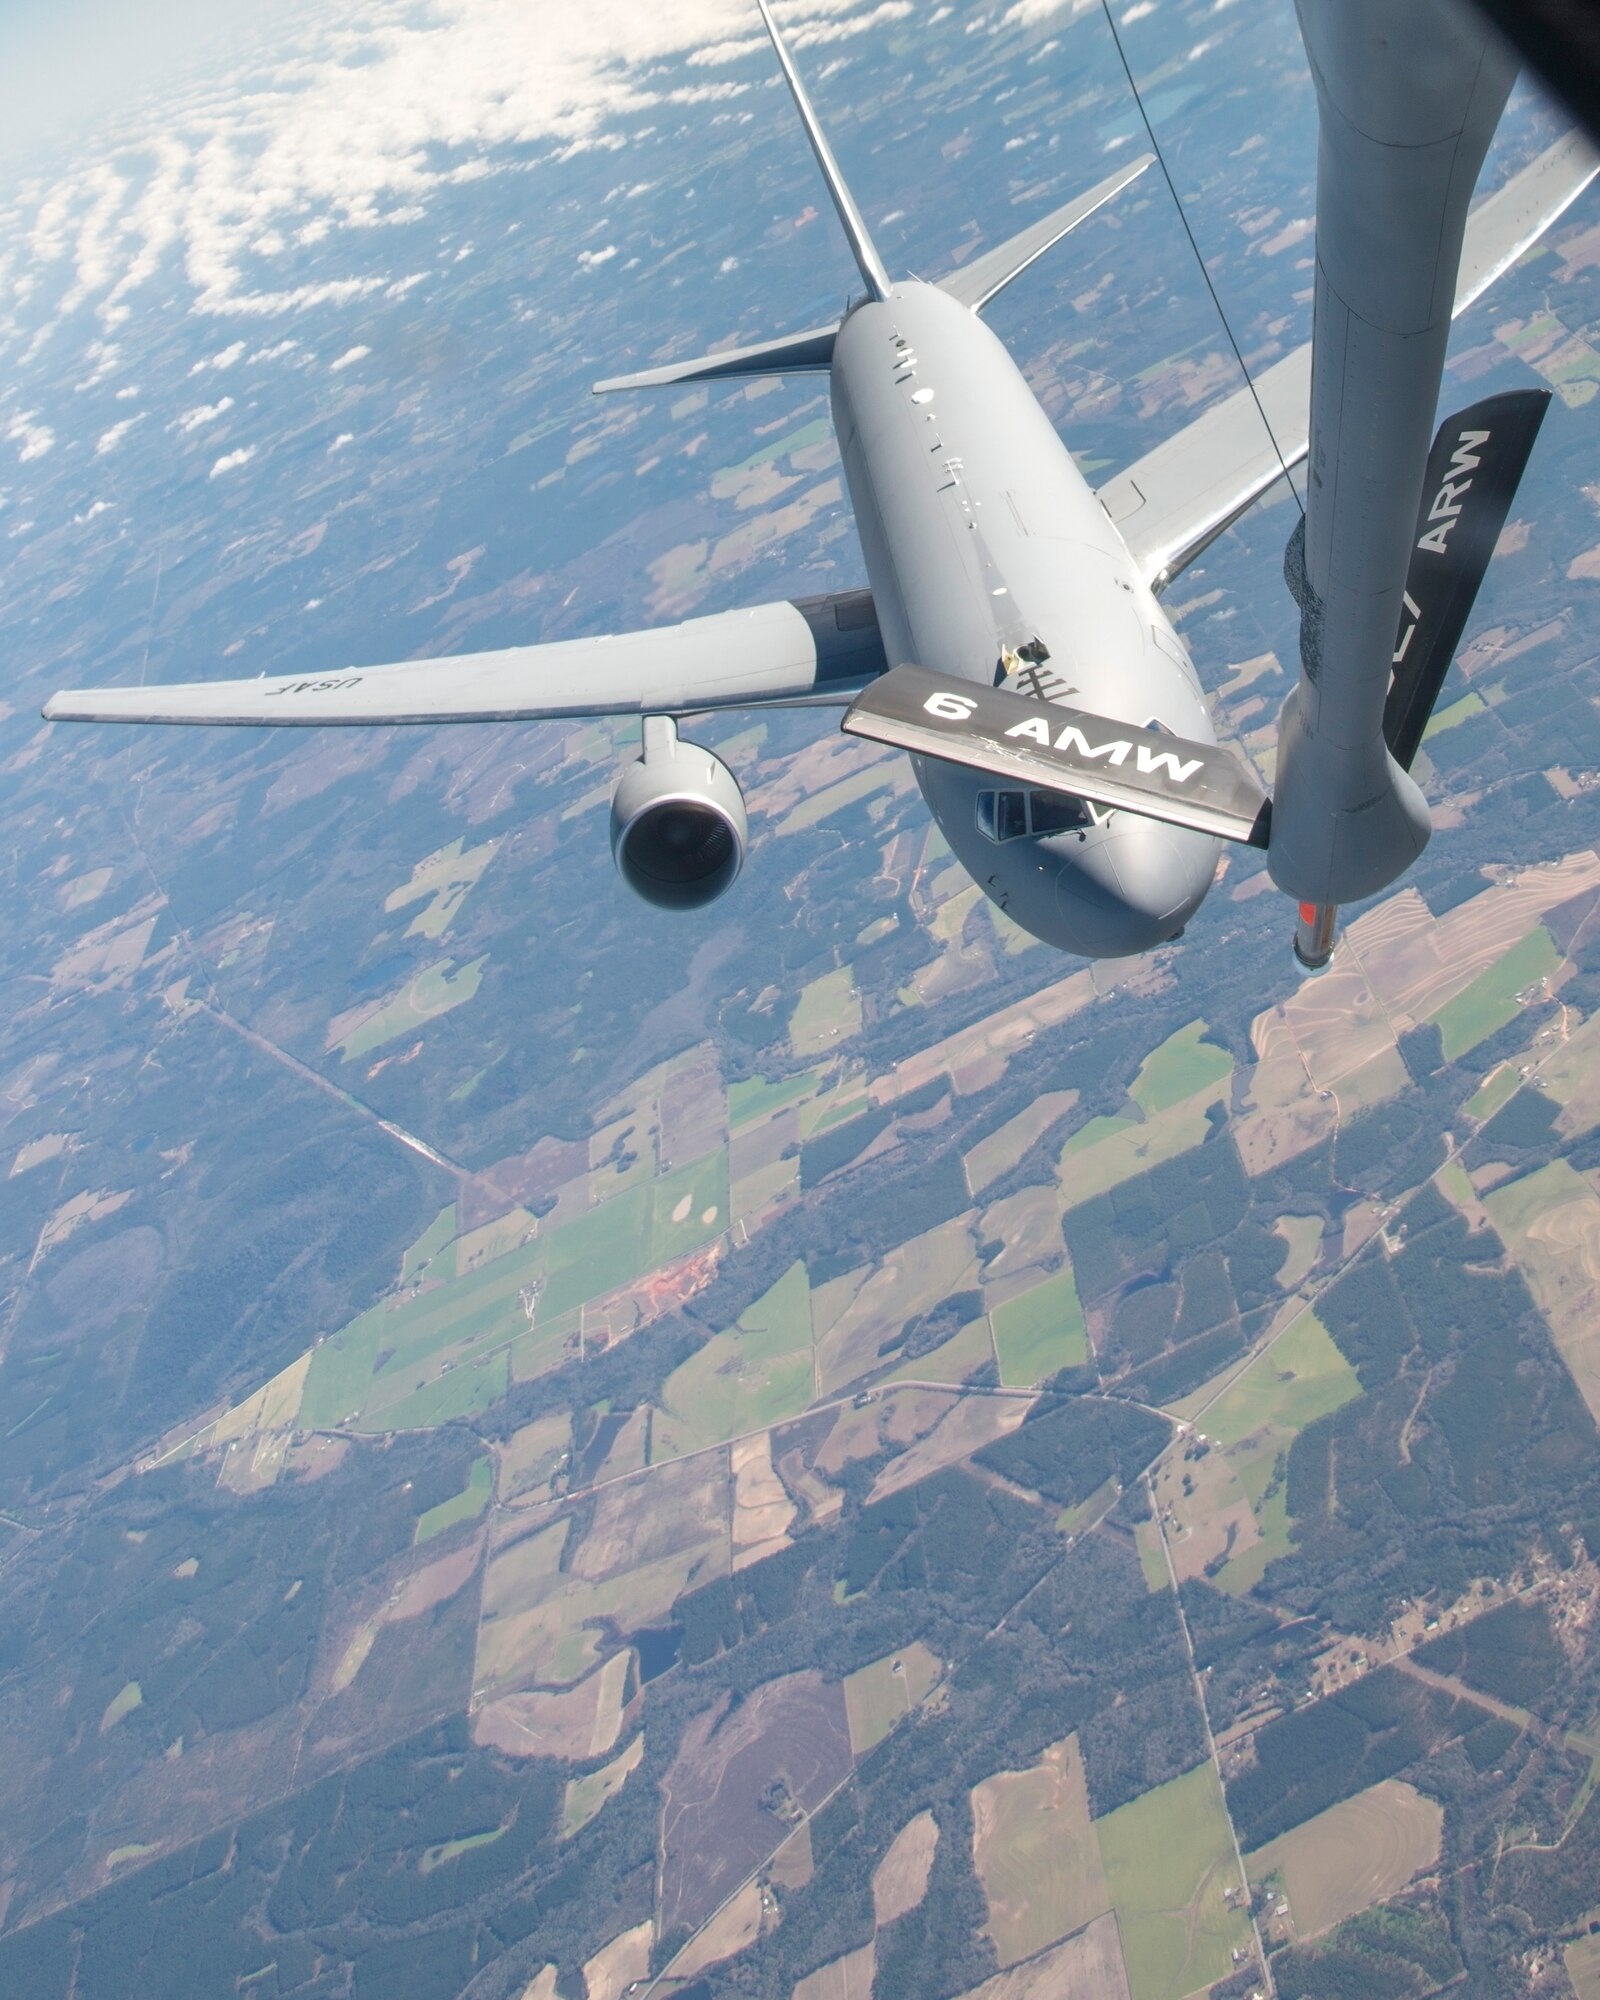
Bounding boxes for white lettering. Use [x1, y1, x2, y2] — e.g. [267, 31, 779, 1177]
[1428, 477, 1471, 521]
[1449, 429, 1489, 477]
[1135, 744, 1203, 784]
[1004, 716, 1052, 745]
[1393, 590, 1422, 666]
[1417, 520, 1454, 556]
[925, 690, 977, 721]
[1055, 726, 1130, 765]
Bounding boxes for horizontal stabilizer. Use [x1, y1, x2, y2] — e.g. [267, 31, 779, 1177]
[594, 322, 837, 395]
[44, 592, 886, 728]
[842, 664, 1270, 846]
[1385, 388, 1551, 770]
[939, 154, 1154, 313]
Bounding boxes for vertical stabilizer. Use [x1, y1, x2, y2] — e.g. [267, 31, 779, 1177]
[756, 0, 893, 302]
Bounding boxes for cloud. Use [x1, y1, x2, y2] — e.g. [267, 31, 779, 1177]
[74, 499, 114, 523]
[328, 344, 370, 371]
[94, 414, 144, 453]
[7, 413, 54, 461]
[208, 445, 255, 477]
[578, 244, 618, 270]
[328, 432, 353, 452]
[1, 0, 918, 332]
[175, 396, 234, 430]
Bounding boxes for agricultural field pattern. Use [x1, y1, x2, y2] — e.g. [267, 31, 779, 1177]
[3, 1, 1600, 1998]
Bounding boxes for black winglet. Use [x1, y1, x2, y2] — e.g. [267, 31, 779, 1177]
[1385, 388, 1551, 770]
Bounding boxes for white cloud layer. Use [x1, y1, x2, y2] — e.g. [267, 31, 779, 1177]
[209, 445, 255, 476]
[1, 0, 913, 340]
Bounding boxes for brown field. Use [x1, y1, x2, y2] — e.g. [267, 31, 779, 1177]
[767, 1820, 815, 1890]
[390, 1542, 481, 1621]
[873, 1808, 939, 1925]
[1486, 1161, 1600, 1423]
[867, 1394, 1032, 1503]
[870, 968, 1097, 1106]
[1246, 1778, 1444, 1940]
[732, 1433, 798, 1571]
[792, 1942, 875, 2000]
[472, 1648, 633, 1761]
[971, 1735, 1110, 1966]
[518, 1969, 558, 2000]
[582, 1917, 652, 2000]
[659, 1671, 853, 1931]
[954, 1911, 1131, 2000]
[1262, 853, 1600, 1093]
[1274, 1214, 1324, 1291]
[813, 1216, 979, 1395]
[666, 1878, 763, 1980]
[978, 1186, 1065, 1283]
[659, 1045, 727, 1166]
[570, 1452, 729, 1581]
[844, 1642, 943, 1757]
[964, 1088, 1072, 1192]
[1566, 1931, 1600, 2000]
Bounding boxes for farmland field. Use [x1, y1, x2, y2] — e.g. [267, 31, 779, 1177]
[1429, 924, 1558, 1061]
[1130, 1020, 1234, 1117]
[331, 954, 487, 1060]
[1484, 1159, 1600, 1423]
[989, 1268, 1088, 1386]
[654, 1260, 815, 1458]
[1201, 1313, 1362, 1452]
[728, 1070, 818, 1128]
[971, 1734, 1110, 1966]
[1095, 1763, 1251, 2000]
[1245, 1778, 1443, 1940]
[843, 1641, 941, 1756]
[1058, 1084, 1228, 1208]
[562, 1733, 643, 1838]
[964, 1089, 1079, 1196]
[789, 965, 862, 1058]
[416, 1455, 491, 1544]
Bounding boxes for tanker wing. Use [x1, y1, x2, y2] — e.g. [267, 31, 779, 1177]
[1096, 128, 1597, 593]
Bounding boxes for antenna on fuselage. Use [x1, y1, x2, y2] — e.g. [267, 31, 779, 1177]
[755, 0, 894, 303]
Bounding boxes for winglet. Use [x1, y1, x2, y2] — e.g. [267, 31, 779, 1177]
[756, 0, 893, 303]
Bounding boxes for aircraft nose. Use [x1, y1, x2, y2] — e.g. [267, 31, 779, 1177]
[1054, 819, 1218, 956]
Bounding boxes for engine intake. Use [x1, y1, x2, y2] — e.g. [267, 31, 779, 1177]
[611, 716, 747, 910]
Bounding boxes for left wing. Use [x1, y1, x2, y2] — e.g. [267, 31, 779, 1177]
[1098, 128, 1599, 590]
[43, 591, 886, 727]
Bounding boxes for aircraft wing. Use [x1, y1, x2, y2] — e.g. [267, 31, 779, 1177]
[1099, 128, 1599, 590]
[42, 591, 887, 727]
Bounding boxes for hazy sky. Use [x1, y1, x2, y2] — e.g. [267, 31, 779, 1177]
[0, 0, 305, 162]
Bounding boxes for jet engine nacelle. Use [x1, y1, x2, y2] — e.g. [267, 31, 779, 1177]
[610, 714, 747, 910]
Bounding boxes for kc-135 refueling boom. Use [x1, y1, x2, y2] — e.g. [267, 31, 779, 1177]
[43, 0, 1598, 970]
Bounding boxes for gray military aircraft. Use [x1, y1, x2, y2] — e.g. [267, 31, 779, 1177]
[43, 1, 1598, 963]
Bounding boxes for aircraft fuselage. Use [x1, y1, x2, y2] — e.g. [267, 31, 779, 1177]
[831, 281, 1220, 958]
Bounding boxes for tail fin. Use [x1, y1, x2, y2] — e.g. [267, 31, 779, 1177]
[756, 0, 892, 303]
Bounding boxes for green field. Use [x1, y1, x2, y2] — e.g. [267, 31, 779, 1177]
[789, 966, 862, 1058]
[562, 1734, 644, 1838]
[1422, 689, 1486, 739]
[885, 1315, 994, 1387]
[653, 1260, 814, 1457]
[989, 1270, 1088, 1386]
[418, 1823, 506, 1871]
[1484, 1156, 1588, 1241]
[382, 1354, 509, 1431]
[386, 835, 499, 940]
[1130, 1021, 1234, 1117]
[843, 1642, 941, 1756]
[416, 1455, 492, 1544]
[1059, 1087, 1226, 1209]
[1203, 1313, 1361, 1451]
[1430, 925, 1559, 1061]
[401, 1203, 457, 1284]
[300, 1235, 547, 1430]
[101, 1681, 143, 1731]
[728, 1070, 817, 1130]
[1095, 1763, 1252, 2000]
[539, 1150, 729, 1323]
[780, 764, 896, 835]
[334, 956, 488, 1061]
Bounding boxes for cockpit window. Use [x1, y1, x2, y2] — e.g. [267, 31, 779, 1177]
[976, 790, 1028, 842]
[1028, 790, 1095, 835]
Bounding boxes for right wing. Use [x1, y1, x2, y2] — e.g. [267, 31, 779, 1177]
[43, 591, 886, 727]
[938, 156, 1154, 314]
[1099, 128, 1599, 590]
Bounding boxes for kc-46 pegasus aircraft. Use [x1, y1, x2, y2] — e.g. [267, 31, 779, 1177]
[44, 1, 1599, 965]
